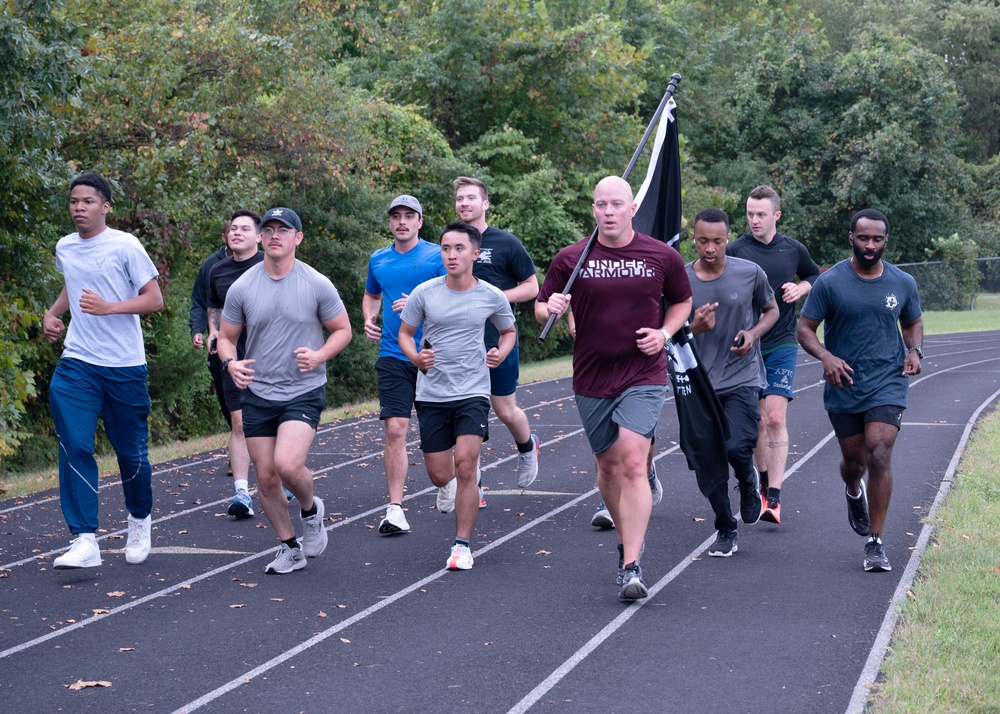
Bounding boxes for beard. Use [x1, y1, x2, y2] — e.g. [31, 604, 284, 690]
[852, 243, 884, 270]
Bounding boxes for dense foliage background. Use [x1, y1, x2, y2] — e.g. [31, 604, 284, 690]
[2, 0, 998, 470]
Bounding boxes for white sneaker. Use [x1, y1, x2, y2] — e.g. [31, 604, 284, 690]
[125, 514, 152, 564]
[515, 434, 540, 488]
[446, 543, 474, 570]
[378, 504, 411, 535]
[53, 535, 102, 569]
[436, 478, 457, 513]
[300, 496, 328, 558]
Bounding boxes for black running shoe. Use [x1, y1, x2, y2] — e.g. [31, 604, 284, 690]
[618, 562, 648, 601]
[847, 481, 871, 536]
[738, 466, 763, 524]
[708, 529, 739, 557]
[863, 538, 891, 572]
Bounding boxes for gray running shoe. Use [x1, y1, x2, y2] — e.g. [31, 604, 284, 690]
[863, 538, 892, 572]
[301, 496, 328, 558]
[708, 529, 739, 557]
[436, 478, 457, 513]
[616, 541, 646, 585]
[264, 543, 306, 574]
[516, 434, 540, 488]
[591, 502, 614, 529]
[649, 464, 663, 507]
[618, 562, 648, 601]
[847, 480, 871, 536]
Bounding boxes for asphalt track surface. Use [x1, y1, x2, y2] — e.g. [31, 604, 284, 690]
[2, 331, 999, 714]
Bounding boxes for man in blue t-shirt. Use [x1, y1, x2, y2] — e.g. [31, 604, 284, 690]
[362, 195, 444, 535]
[798, 208, 924, 573]
[454, 177, 541, 503]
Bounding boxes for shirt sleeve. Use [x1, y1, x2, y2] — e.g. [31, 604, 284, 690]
[796, 243, 821, 285]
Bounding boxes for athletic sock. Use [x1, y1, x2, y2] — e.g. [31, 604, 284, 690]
[759, 469, 769, 492]
[282, 537, 300, 549]
[516, 438, 534, 453]
[234, 479, 249, 492]
[768, 487, 780, 503]
[454, 537, 470, 548]
[300, 502, 317, 519]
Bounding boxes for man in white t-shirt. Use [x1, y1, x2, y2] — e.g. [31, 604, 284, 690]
[43, 173, 164, 570]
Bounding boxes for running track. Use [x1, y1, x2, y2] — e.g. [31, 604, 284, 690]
[1, 331, 998, 713]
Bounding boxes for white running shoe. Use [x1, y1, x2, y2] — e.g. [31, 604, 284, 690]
[446, 543, 474, 570]
[436, 478, 457, 514]
[378, 504, 411, 535]
[125, 514, 152, 564]
[516, 434, 540, 488]
[53, 535, 102, 569]
[301, 496, 328, 558]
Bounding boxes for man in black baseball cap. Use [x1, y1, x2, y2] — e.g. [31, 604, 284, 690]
[260, 206, 302, 232]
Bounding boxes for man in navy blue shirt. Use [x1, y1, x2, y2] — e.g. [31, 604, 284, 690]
[798, 209, 923, 573]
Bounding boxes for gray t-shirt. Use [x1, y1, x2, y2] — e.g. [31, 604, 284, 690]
[400, 276, 515, 402]
[55, 227, 159, 368]
[222, 260, 345, 401]
[686, 257, 774, 394]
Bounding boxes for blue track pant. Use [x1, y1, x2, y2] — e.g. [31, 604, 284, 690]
[49, 358, 153, 534]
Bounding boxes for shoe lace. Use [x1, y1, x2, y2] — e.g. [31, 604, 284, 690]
[128, 518, 142, 541]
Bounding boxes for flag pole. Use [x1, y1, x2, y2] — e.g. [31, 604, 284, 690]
[539, 73, 682, 341]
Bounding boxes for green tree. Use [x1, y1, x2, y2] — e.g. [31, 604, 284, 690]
[0, 0, 89, 466]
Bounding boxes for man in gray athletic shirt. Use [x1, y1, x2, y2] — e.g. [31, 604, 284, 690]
[398, 221, 516, 571]
[218, 207, 353, 575]
[686, 208, 778, 558]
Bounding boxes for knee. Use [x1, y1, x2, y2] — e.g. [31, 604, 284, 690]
[384, 420, 408, 443]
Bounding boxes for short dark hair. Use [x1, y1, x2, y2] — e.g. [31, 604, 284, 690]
[748, 185, 780, 211]
[694, 207, 730, 231]
[70, 173, 112, 204]
[453, 176, 489, 202]
[230, 208, 262, 229]
[850, 208, 890, 234]
[441, 220, 482, 249]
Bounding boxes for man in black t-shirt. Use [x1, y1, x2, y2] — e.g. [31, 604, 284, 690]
[189, 222, 232, 429]
[207, 209, 264, 519]
[453, 177, 541, 502]
[726, 186, 820, 524]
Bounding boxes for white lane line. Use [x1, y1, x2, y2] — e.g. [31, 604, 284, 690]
[0, 455, 226, 516]
[509, 357, 1000, 713]
[845, 386, 1000, 714]
[505, 430, 836, 714]
[0, 430, 587, 661]
[172, 481, 596, 712]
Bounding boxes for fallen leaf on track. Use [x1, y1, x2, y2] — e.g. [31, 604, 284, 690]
[107, 591, 125, 598]
[66, 680, 112, 690]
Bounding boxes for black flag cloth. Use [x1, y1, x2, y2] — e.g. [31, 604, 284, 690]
[633, 96, 682, 248]
[632, 96, 730, 494]
[666, 324, 731, 497]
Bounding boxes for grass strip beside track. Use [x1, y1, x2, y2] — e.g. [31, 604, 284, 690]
[869, 407, 1000, 713]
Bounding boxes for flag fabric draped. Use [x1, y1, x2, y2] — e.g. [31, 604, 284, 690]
[666, 324, 731, 497]
[633, 97, 682, 248]
[632, 95, 730, 492]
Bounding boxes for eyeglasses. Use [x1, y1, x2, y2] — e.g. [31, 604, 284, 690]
[261, 226, 296, 237]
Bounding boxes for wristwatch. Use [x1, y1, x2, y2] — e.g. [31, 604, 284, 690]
[222, 357, 234, 372]
[660, 328, 672, 347]
[908, 346, 923, 359]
